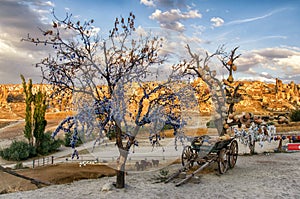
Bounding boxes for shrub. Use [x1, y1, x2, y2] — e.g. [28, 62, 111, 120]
[0, 141, 36, 161]
[206, 120, 216, 128]
[107, 128, 116, 140]
[0, 133, 62, 161]
[36, 131, 63, 155]
[64, 131, 83, 147]
[14, 162, 26, 169]
[6, 93, 24, 103]
[162, 124, 174, 131]
[290, 109, 300, 122]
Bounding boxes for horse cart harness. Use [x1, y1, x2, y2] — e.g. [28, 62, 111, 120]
[165, 135, 238, 186]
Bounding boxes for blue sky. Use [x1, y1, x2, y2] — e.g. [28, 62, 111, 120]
[0, 0, 300, 84]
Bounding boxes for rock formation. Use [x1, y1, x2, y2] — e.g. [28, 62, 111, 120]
[0, 78, 300, 120]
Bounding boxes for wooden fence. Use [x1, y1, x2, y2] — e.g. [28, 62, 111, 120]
[32, 156, 54, 168]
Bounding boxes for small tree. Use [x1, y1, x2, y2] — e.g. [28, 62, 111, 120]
[21, 75, 34, 145]
[33, 90, 47, 152]
[21, 75, 47, 151]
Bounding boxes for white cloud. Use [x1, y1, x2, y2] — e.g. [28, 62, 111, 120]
[30, 0, 55, 7]
[135, 26, 148, 36]
[140, 0, 155, 7]
[237, 75, 276, 83]
[226, 8, 289, 26]
[150, 9, 201, 22]
[44, 1, 55, 7]
[163, 21, 185, 32]
[0, 39, 17, 54]
[274, 55, 300, 69]
[190, 24, 206, 35]
[149, 8, 201, 32]
[210, 17, 224, 27]
[234, 47, 300, 83]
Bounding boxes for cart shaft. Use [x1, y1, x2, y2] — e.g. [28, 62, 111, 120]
[175, 158, 215, 187]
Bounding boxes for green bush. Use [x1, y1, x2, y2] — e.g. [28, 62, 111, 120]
[290, 109, 300, 122]
[162, 124, 174, 131]
[36, 131, 63, 155]
[0, 132, 63, 161]
[0, 141, 36, 161]
[64, 131, 83, 147]
[206, 120, 216, 128]
[14, 162, 26, 169]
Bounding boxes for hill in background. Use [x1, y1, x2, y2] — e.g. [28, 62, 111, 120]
[0, 78, 299, 120]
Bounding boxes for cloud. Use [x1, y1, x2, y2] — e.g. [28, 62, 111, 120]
[254, 47, 298, 59]
[210, 17, 224, 27]
[149, 8, 201, 32]
[237, 75, 276, 83]
[238, 35, 287, 46]
[226, 8, 288, 26]
[235, 47, 300, 83]
[140, 0, 188, 8]
[140, 0, 155, 7]
[274, 55, 300, 70]
[190, 24, 206, 35]
[156, 0, 187, 8]
[260, 72, 275, 79]
[0, 0, 53, 83]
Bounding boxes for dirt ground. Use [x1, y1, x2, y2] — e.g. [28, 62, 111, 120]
[0, 117, 117, 195]
[1, 114, 300, 196]
[0, 163, 116, 194]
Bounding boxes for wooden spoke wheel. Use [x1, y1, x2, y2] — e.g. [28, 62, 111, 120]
[228, 140, 238, 168]
[218, 148, 228, 174]
[181, 146, 194, 169]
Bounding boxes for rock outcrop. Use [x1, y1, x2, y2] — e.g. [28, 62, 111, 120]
[1, 79, 300, 120]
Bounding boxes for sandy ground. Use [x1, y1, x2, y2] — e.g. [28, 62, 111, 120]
[0, 151, 299, 199]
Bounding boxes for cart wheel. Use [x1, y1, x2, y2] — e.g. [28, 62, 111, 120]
[228, 140, 238, 168]
[181, 146, 194, 168]
[218, 148, 228, 174]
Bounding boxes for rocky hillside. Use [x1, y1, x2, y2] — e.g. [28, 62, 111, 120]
[0, 78, 299, 120]
[192, 78, 300, 116]
[0, 84, 72, 119]
[233, 78, 299, 114]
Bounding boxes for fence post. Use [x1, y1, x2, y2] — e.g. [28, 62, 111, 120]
[51, 156, 54, 164]
[277, 138, 283, 152]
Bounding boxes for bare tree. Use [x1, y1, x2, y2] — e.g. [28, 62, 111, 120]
[22, 11, 193, 188]
[173, 45, 241, 136]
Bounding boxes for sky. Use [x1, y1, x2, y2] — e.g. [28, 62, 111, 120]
[0, 0, 300, 84]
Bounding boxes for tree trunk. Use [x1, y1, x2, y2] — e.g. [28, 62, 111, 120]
[215, 118, 225, 136]
[114, 120, 139, 188]
[114, 118, 129, 189]
[115, 150, 128, 188]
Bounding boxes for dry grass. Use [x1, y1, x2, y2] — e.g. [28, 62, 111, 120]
[45, 111, 75, 120]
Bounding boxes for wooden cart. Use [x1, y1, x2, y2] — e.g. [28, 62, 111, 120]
[165, 135, 238, 186]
